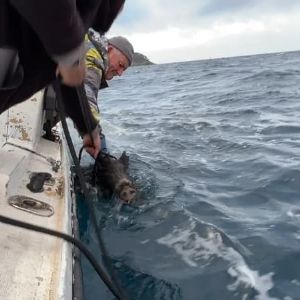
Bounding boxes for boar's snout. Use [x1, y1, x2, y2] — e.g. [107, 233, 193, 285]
[120, 186, 137, 203]
[116, 179, 137, 203]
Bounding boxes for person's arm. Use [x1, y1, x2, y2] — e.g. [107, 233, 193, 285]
[10, 0, 88, 86]
[60, 83, 101, 158]
[79, 41, 105, 158]
[60, 85, 98, 134]
[92, 0, 125, 34]
[84, 43, 104, 123]
[10, 0, 85, 64]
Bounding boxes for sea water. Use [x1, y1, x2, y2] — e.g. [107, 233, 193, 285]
[75, 50, 300, 300]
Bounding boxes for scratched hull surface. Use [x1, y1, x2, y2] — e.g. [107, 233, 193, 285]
[0, 92, 72, 300]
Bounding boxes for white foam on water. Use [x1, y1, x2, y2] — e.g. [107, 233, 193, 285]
[291, 279, 300, 286]
[157, 219, 278, 299]
[287, 209, 300, 218]
[101, 120, 128, 136]
[140, 239, 150, 244]
[294, 232, 300, 240]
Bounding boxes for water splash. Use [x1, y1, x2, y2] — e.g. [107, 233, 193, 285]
[157, 219, 278, 299]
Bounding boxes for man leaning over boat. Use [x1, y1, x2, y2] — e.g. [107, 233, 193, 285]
[83, 29, 134, 157]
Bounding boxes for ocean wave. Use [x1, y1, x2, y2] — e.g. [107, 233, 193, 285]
[157, 219, 277, 300]
[78, 50, 300, 299]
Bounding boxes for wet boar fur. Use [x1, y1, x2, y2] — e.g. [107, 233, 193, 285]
[93, 151, 137, 203]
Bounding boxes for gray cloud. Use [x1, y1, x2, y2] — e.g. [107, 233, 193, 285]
[118, 0, 300, 30]
[110, 1, 300, 63]
[200, 0, 300, 15]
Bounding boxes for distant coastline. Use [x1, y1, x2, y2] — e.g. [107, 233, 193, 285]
[132, 52, 154, 66]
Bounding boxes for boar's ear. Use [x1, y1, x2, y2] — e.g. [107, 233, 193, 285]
[119, 151, 129, 169]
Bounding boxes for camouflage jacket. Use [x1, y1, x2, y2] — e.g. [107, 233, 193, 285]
[84, 28, 109, 123]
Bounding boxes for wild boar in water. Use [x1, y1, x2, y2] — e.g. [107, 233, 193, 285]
[93, 151, 137, 203]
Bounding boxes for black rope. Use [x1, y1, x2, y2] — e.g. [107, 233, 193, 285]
[53, 80, 127, 300]
[75, 85, 95, 135]
[78, 145, 85, 163]
[74, 84, 127, 299]
[97, 151, 118, 161]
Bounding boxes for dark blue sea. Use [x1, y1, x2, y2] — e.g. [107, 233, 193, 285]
[75, 51, 300, 300]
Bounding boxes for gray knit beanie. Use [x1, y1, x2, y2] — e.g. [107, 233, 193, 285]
[108, 36, 134, 66]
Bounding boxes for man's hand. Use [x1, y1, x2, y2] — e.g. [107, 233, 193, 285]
[56, 60, 86, 86]
[83, 126, 101, 158]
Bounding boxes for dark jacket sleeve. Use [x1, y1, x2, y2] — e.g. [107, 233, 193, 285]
[9, 0, 85, 56]
[92, 0, 125, 34]
[60, 85, 98, 134]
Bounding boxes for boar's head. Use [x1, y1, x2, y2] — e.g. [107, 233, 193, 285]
[94, 151, 137, 203]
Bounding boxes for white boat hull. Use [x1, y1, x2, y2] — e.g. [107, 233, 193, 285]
[0, 91, 73, 299]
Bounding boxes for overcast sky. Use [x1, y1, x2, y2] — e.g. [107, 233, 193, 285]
[108, 0, 300, 64]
